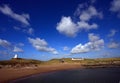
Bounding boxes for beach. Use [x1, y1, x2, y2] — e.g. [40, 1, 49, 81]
[12, 67, 120, 83]
[0, 58, 120, 83]
[0, 64, 82, 83]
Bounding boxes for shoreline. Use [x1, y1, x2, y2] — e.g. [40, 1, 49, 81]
[0, 64, 82, 83]
[0, 64, 120, 83]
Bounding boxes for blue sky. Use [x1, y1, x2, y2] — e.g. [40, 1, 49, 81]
[0, 0, 120, 61]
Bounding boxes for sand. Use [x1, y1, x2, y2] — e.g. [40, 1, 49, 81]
[0, 64, 82, 83]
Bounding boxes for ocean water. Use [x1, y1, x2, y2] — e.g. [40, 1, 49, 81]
[12, 67, 120, 83]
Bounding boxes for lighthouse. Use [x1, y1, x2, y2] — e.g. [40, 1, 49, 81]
[13, 54, 18, 59]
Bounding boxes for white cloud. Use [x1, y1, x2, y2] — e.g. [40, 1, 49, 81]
[0, 39, 25, 55]
[108, 29, 118, 37]
[0, 5, 34, 35]
[56, 16, 98, 37]
[28, 37, 48, 47]
[28, 37, 58, 54]
[71, 33, 104, 54]
[110, 0, 120, 17]
[56, 4, 102, 37]
[13, 46, 24, 52]
[90, 39, 104, 50]
[0, 5, 30, 26]
[71, 43, 91, 54]
[77, 21, 98, 30]
[88, 33, 99, 42]
[77, 6, 100, 31]
[0, 39, 11, 49]
[56, 16, 78, 37]
[76, 5, 102, 31]
[79, 6, 102, 21]
[63, 46, 69, 51]
[48, 47, 59, 55]
[88, 33, 104, 50]
[108, 42, 119, 49]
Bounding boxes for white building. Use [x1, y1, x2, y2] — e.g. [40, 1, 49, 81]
[71, 58, 84, 60]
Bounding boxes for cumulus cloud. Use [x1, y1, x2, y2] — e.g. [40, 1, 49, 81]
[108, 42, 120, 49]
[71, 33, 104, 54]
[0, 5, 30, 26]
[89, 33, 100, 42]
[56, 16, 98, 37]
[108, 29, 118, 37]
[110, 0, 120, 17]
[0, 39, 11, 49]
[79, 6, 103, 21]
[56, 3, 102, 37]
[13, 46, 24, 52]
[56, 16, 78, 37]
[71, 43, 91, 54]
[77, 21, 98, 30]
[28, 37, 58, 54]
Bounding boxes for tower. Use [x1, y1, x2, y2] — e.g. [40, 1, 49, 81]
[13, 54, 18, 58]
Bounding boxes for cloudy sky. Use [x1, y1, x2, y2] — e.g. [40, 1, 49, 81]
[0, 0, 120, 61]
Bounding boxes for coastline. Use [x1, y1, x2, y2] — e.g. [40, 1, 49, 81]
[0, 63, 120, 83]
[0, 64, 82, 83]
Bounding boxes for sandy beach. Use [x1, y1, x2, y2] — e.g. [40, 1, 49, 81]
[0, 64, 82, 83]
[0, 58, 120, 83]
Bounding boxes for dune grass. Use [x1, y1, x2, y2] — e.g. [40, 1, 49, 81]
[0, 58, 120, 67]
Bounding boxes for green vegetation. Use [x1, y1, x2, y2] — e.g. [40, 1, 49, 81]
[46, 58, 120, 64]
[0, 58, 120, 68]
[43, 58, 120, 67]
[0, 58, 42, 66]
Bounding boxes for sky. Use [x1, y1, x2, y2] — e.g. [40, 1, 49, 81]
[0, 0, 120, 61]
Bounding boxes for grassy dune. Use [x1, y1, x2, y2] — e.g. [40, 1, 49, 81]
[0, 58, 120, 68]
[0, 58, 42, 68]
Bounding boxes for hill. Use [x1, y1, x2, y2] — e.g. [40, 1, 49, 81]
[44, 58, 120, 68]
[0, 58, 42, 68]
[0, 58, 120, 68]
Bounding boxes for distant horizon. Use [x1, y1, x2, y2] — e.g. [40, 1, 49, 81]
[0, 0, 120, 61]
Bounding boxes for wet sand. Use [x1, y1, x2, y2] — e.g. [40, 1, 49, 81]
[0, 64, 82, 83]
[13, 67, 120, 83]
